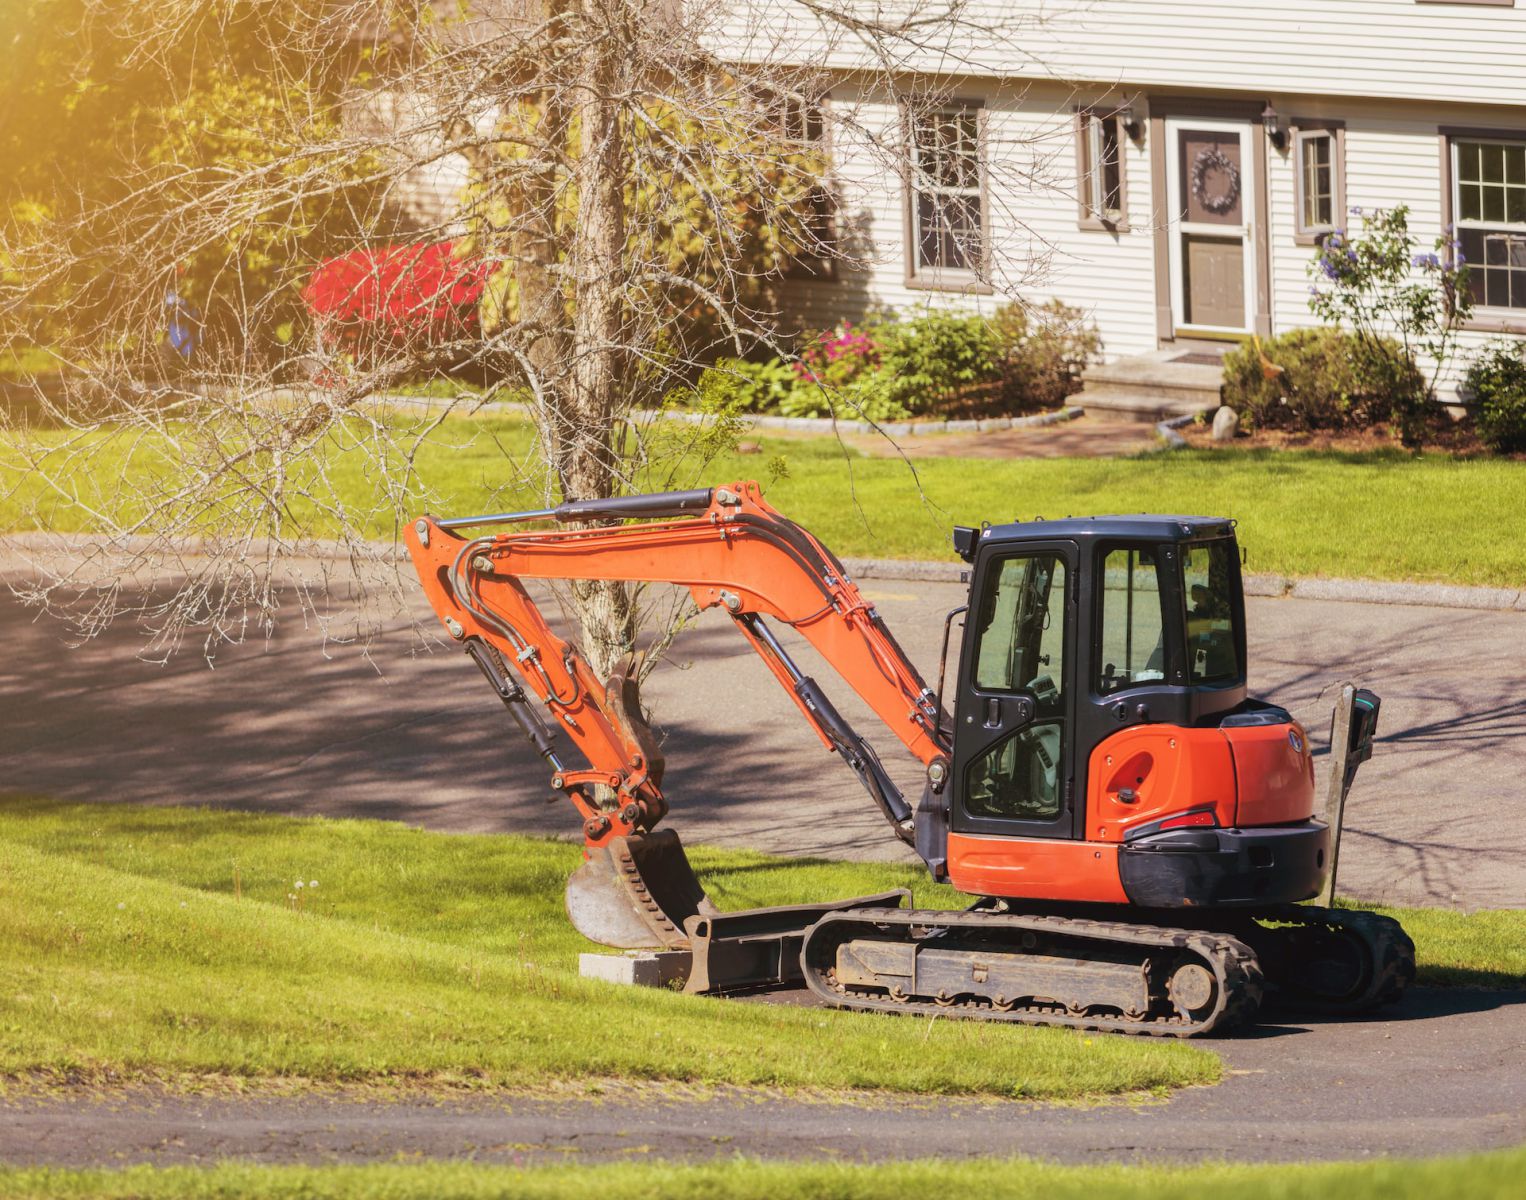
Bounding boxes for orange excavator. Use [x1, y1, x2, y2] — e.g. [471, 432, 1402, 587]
[405, 481, 1413, 1035]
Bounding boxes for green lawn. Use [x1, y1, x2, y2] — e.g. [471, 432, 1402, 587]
[1, 799, 1521, 1102]
[0, 799, 1210, 1098]
[4, 413, 1525, 586]
[1354, 899, 1526, 989]
[6, 1149, 1526, 1200]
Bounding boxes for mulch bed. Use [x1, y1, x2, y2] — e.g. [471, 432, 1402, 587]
[1179, 413, 1521, 457]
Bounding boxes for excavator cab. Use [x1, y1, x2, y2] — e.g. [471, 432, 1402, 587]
[918, 516, 1326, 910]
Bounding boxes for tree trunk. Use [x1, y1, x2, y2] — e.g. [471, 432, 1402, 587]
[558, 0, 636, 679]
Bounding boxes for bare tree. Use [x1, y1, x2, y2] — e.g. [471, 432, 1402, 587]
[1, 0, 1065, 671]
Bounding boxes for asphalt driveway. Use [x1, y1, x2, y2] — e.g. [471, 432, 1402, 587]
[2, 578, 1521, 909]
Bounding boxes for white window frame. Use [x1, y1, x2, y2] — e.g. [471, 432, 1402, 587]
[1451, 135, 1526, 312]
[905, 103, 990, 291]
[1076, 108, 1128, 231]
[1292, 125, 1343, 244]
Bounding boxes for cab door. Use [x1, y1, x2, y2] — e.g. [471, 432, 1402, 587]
[950, 541, 1078, 839]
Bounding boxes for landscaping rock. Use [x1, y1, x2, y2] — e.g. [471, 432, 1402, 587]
[1211, 405, 1240, 442]
[736, 440, 762, 455]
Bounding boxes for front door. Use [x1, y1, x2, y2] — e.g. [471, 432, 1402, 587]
[1165, 118, 1257, 334]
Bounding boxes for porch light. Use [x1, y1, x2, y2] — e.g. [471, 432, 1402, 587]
[1119, 99, 1143, 141]
[1262, 102, 1287, 151]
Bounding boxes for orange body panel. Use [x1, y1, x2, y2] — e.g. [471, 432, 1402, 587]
[1085, 726, 1238, 843]
[1224, 722, 1316, 826]
[946, 833, 1129, 903]
[404, 481, 944, 853]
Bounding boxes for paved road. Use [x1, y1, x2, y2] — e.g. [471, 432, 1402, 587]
[3, 579, 1523, 908]
[1, 987, 1521, 1167]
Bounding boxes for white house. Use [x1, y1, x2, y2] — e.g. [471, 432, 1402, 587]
[729, 0, 1526, 401]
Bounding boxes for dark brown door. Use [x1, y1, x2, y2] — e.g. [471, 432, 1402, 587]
[1175, 125, 1250, 330]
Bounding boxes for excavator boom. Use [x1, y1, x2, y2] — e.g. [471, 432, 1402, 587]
[406, 481, 946, 852]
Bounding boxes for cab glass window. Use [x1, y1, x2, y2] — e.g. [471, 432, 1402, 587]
[965, 725, 1063, 821]
[1097, 547, 1166, 694]
[972, 553, 1066, 700]
[967, 551, 1067, 822]
[1182, 541, 1243, 685]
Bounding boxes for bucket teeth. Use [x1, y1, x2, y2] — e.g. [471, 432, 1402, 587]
[564, 830, 717, 950]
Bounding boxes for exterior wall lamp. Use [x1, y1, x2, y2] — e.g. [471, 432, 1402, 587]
[1119, 99, 1144, 142]
[1262, 102, 1287, 151]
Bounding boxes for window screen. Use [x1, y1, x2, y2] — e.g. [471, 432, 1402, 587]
[1299, 132, 1334, 232]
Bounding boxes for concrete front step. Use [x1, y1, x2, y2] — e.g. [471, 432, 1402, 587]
[1079, 386, 1220, 422]
[1078, 348, 1227, 422]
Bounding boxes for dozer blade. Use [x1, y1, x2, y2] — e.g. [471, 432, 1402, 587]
[565, 829, 719, 950]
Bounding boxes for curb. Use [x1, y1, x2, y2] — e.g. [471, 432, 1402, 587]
[375, 393, 1086, 438]
[841, 557, 1522, 612]
[1154, 413, 1196, 451]
[5, 537, 1522, 615]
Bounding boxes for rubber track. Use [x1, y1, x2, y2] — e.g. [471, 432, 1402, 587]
[1252, 905, 1417, 1012]
[800, 908, 1264, 1038]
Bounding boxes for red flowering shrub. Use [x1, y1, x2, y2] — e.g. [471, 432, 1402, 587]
[793, 320, 881, 388]
[302, 241, 493, 351]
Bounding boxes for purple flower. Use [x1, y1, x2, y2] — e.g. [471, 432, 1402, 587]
[1412, 252, 1441, 269]
[1456, 252, 1467, 264]
[1349, 206, 1363, 216]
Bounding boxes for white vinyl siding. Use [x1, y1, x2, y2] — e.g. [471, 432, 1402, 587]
[781, 81, 1159, 359]
[708, 2, 1526, 110]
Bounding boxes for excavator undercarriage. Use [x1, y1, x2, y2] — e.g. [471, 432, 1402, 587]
[404, 481, 1415, 1037]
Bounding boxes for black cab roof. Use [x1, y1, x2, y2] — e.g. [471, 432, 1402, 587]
[952, 514, 1236, 561]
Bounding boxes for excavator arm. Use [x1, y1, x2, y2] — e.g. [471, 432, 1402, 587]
[404, 481, 951, 856]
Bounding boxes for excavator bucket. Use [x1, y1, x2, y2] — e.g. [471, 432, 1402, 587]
[565, 829, 718, 950]
[563, 655, 911, 988]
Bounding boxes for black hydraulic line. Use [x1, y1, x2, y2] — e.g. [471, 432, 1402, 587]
[552, 489, 714, 523]
[742, 614, 916, 844]
[464, 637, 566, 773]
[436, 488, 714, 531]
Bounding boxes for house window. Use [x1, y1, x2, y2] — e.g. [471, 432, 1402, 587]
[756, 91, 836, 279]
[1292, 122, 1344, 244]
[781, 98, 836, 279]
[908, 105, 985, 277]
[1453, 138, 1526, 309]
[1076, 109, 1126, 229]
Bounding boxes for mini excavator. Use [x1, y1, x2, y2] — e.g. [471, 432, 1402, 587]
[405, 481, 1414, 1035]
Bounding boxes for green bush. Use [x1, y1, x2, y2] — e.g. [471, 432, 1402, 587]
[876, 311, 1002, 415]
[1221, 327, 1419, 432]
[701, 357, 799, 413]
[1465, 341, 1526, 453]
[990, 299, 1102, 412]
[691, 300, 1099, 424]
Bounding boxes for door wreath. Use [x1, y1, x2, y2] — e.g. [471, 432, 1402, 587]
[1191, 147, 1241, 216]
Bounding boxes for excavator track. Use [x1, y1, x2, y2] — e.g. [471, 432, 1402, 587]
[1233, 905, 1416, 1013]
[800, 908, 1265, 1037]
